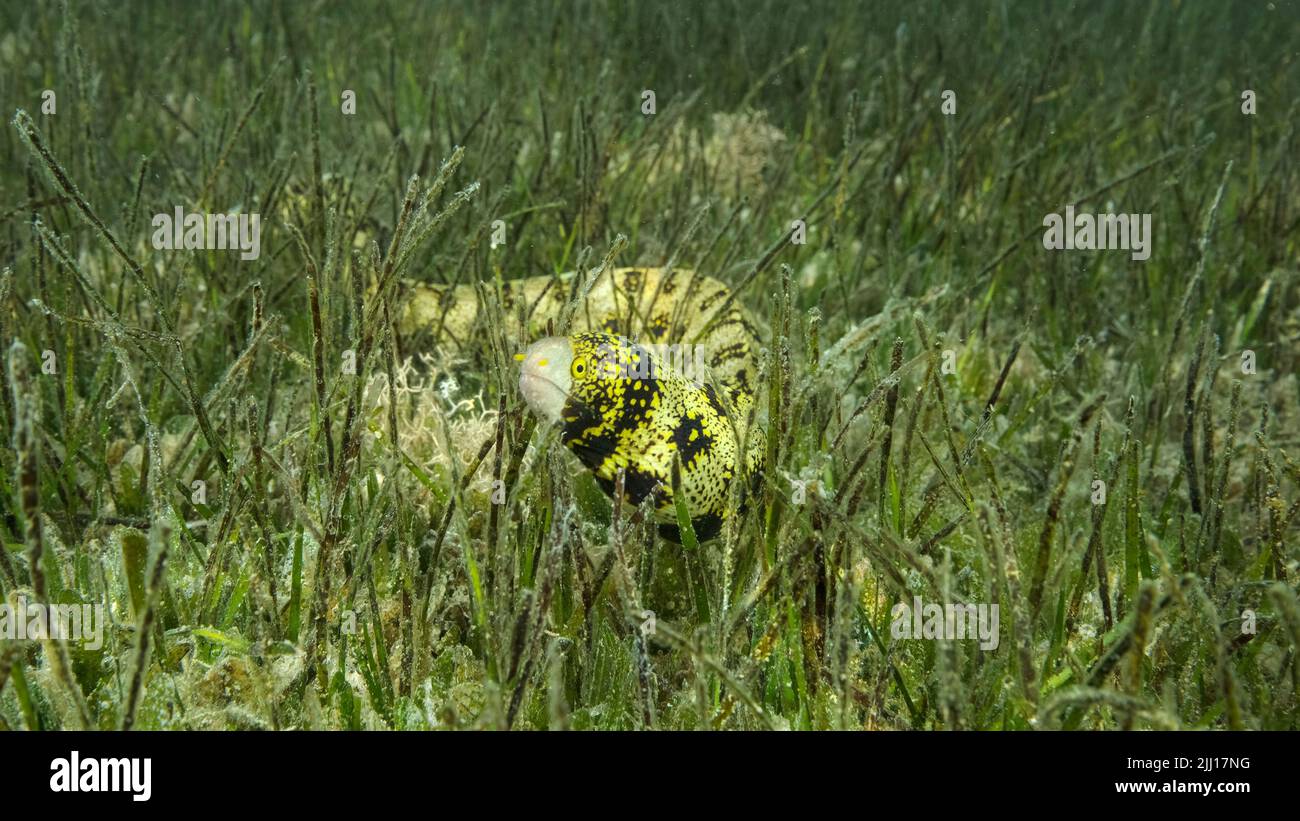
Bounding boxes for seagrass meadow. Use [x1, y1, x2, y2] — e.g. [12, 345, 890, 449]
[0, 0, 1298, 731]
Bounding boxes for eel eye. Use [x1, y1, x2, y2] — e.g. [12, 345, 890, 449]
[571, 356, 587, 378]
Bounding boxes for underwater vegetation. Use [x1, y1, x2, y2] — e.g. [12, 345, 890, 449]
[0, 0, 1298, 730]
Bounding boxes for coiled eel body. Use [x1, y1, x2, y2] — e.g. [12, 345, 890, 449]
[395, 267, 764, 540]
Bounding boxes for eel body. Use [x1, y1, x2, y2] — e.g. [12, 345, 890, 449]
[395, 267, 764, 540]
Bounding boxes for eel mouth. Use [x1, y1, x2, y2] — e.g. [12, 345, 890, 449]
[517, 336, 573, 424]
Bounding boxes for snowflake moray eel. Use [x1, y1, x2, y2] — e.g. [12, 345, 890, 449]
[394, 267, 766, 541]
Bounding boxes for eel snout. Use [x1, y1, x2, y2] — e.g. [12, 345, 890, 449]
[517, 336, 573, 423]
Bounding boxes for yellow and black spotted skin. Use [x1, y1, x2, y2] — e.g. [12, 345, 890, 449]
[396, 267, 764, 541]
[556, 332, 752, 540]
